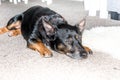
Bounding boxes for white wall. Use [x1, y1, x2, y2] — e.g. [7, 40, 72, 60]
[107, 0, 120, 13]
[84, 0, 108, 18]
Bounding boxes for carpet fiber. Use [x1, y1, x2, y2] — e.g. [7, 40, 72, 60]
[83, 26, 120, 60]
[0, 26, 120, 80]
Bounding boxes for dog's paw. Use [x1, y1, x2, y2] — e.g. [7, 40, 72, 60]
[88, 49, 93, 54]
[27, 40, 53, 58]
[84, 46, 93, 54]
[41, 49, 53, 58]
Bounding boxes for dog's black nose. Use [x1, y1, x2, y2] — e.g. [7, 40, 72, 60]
[70, 49, 75, 53]
[66, 51, 88, 59]
[80, 52, 88, 58]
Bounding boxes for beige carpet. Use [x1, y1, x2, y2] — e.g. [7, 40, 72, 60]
[0, 0, 120, 80]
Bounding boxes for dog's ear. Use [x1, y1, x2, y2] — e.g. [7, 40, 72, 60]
[42, 19, 55, 35]
[77, 18, 86, 32]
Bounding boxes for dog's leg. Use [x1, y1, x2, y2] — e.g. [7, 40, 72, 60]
[7, 21, 21, 30]
[83, 46, 93, 54]
[8, 29, 21, 37]
[0, 27, 9, 34]
[0, 21, 21, 36]
[7, 21, 21, 36]
[0, 14, 23, 36]
[28, 40, 53, 57]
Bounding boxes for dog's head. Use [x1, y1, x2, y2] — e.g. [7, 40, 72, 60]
[39, 17, 87, 59]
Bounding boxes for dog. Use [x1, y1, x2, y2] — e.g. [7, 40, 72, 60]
[0, 6, 92, 59]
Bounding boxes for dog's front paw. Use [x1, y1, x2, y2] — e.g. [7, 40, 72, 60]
[27, 42, 53, 58]
[40, 48, 53, 58]
[83, 46, 93, 54]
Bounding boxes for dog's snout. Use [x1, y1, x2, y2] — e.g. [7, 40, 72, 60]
[66, 48, 88, 59]
[80, 52, 88, 58]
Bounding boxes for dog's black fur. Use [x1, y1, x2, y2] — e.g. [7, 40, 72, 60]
[5, 6, 92, 59]
[6, 14, 23, 30]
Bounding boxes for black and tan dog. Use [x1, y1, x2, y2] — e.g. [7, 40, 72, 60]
[0, 6, 92, 59]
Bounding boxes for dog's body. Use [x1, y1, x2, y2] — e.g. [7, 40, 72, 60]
[0, 6, 92, 59]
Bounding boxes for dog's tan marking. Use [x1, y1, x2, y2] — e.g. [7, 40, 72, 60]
[28, 40, 52, 57]
[7, 21, 21, 30]
[8, 29, 21, 37]
[0, 27, 9, 34]
[83, 46, 93, 54]
[0, 21, 21, 36]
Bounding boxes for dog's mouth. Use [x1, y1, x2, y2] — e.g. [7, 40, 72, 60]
[66, 52, 88, 59]
[58, 50, 88, 59]
[55, 42, 88, 59]
[57, 45, 88, 59]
